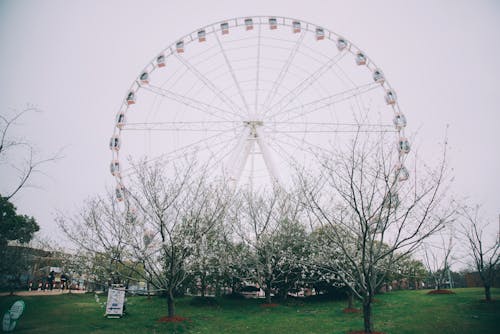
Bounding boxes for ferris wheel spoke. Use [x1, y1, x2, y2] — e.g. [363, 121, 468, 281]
[174, 53, 245, 116]
[120, 127, 239, 176]
[266, 50, 348, 118]
[273, 130, 334, 156]
[265, 137, 306, 172]
[203, 133, 250, 178]
[263, 121, 394, 134]
[253, 23, 262, 114]
[200, 134, 244, 171]
[214, 30, 251, 116]
[272, 82, 380, 123]
[260, 32, 306, 115]
[143, 85, 241, 121]
[123, 121, 243, 133]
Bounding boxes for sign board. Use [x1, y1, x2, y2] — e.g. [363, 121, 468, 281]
[9, 300, 25, 320]
[49, 267, 62, 273]
[105, 289, 125, 318]
[2, 311, 16, 332]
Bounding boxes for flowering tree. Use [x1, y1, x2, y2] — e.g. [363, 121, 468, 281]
[300, 135, 453, 333]
[60, 159, 229, 318]
[230, 188, 304, 304]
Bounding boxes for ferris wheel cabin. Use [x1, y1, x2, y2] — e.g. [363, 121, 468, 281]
[292, 21, 301, 33]
[156, 54, 166, 67]
[393, 113, 407, 130]
[139, 72, 149, 85]
[373, 69, 385, 84]
[221, 22, 229, 34]
[385, 90, 397, 105]
[109, 135, 120, 151]
[115, 184, 125, 202]
[398, 138, 411, 154]
[395, 164, 410, 182]
[198, 30, 206, 42]
[176, 41, 184, 53]
[116, 112, 126, 129]
[245, 18, 254, 30]
[315, 28, 325, 40]
[110, 160, 120, 176]
[126, 92, 135, 105]
[355, 52, 367, 65]
[269, 17, 278, 29]
[337, 38, 348, 51]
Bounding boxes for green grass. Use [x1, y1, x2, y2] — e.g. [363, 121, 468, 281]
[1, 288, 499, 333]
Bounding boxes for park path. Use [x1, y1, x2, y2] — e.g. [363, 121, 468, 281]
[0, 290, 86, 297]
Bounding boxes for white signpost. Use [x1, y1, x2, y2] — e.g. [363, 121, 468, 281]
[105, 288, 125, 318]
[2, 300, 25, 332]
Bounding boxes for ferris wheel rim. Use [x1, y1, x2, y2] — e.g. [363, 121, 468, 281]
[110, 15, 409, 199]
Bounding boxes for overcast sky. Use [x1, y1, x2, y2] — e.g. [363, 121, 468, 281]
[1, 0, 499, 248]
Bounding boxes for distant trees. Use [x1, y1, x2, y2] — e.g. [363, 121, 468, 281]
[459, 205, 499, 301]
[0, 196, 40, 292]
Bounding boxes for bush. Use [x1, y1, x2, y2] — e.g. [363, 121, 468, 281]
[189, 296, 219, 307]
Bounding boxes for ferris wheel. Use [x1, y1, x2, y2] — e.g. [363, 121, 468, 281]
[109, 16, 409, 201]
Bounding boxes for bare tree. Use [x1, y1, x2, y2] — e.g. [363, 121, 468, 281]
[300, 134, 453, 333]
[422, 228, 455, 290]
[57, 192, 139, 288]
[459, 205, 500, 301]
[1, 105, 62, 200]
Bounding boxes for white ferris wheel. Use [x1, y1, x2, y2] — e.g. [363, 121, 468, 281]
[109, 16, 410, 201]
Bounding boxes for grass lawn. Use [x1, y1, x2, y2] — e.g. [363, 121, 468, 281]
[1, 288, 498, 333]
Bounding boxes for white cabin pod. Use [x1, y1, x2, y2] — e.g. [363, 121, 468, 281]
[373, 69, 385, 84]
[395, 164, 409, 182]
[393, 113, 407, 130]
[176, 41, 184, 53]
[110, 160, 120, 176]
[197, 29, 206, 42]
[269, 17, 277, 29]
[109, 135, 120, 151]
[355, 52, 367, 65]
[315, 27, 325, 40]
[115, 184, 125, 202]
[244, 18, 253, 30]
[220, 22, 229, 34]
[337, 37, 348, 51]
[383, 191, 400, 209]
[385, 90, 397, 105]
[156, 54, 166, 68]
[292, 21, 301, 33]
[116, 112, 126, 129]
[139, 72, 149, 85]
[126, 91, 135, 105]
[397, 137, 410, 154]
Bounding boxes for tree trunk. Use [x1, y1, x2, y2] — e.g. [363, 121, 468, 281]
[347, 292, 354, 309]
[362, 297, 373, 333]
[167, 289, 175, 317]
[201, 276, 206, 297]
[484, 284, 491, 302]
[265, 288, 272, 304]
[282, 288, 289, 301]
